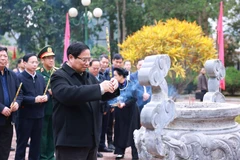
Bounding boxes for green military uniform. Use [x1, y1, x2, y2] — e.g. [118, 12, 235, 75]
[37, 46, 57, 160]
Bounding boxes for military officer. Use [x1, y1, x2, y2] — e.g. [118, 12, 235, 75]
[37, 45, 57, 160]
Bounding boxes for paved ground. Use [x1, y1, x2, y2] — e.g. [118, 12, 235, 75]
[8, 95, 240, 160]
[9, 129, 133, 160]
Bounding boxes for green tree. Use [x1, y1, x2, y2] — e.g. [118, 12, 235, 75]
[0, 0, 70, 62]
[225, 67, 240, 95]
[143, 0, 235, 36]
[91, 45, 108, 59]
[0, 35, 11, 46]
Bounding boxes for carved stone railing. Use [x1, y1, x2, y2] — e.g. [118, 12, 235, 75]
[134, 57, 240, 160]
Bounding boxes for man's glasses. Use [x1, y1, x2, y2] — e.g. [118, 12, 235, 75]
[76, 57, 91, 63]
[28, 61, 39, 65]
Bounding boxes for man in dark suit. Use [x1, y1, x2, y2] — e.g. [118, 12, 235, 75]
[88, 59, 112, 158]
[50, 42, 119, 160]
[102, 53, 123, 150]
[0, 46, 23, 160]
[130, 59, 152, 112]
[98, 55, 114, 153]
[15, 53, 49, 160]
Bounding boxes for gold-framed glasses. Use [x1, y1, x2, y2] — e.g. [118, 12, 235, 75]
[76, 57, 91, 63]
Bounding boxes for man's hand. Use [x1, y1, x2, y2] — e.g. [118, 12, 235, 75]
[143, 93, 150, 101]
[40, 95, 48, 103]
[100, 80, 115, 93]
[35, 95, 48, 103]
[110, 78, 119, 90]
[1, 107, 11, 117]
[10, 102, 19, 112]
[117, 103, 125, 109]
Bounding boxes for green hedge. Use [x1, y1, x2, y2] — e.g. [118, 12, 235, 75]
[225, 67, 240, 96]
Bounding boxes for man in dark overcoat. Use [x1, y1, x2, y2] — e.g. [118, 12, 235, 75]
[102, 53, 123, 150]
[0, 46, 23, 160]
[50, 42, 119, 160]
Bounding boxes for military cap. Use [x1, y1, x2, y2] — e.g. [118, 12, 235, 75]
[38, 45, 55, 59]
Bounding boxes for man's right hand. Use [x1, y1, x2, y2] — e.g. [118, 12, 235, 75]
[1, 107, 11, 117]
[100, 80, 115, 93]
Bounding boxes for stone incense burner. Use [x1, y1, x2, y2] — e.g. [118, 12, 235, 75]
[134, 55, 240, 160]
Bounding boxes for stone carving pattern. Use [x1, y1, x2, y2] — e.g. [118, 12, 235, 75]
[203, 59, 226, 102]
[134, 55, 175, 159]
[162, 132, 240, 160]
[134, 57, 240, 160]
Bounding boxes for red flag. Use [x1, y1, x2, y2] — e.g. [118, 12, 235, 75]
[217, 1, 225, 90]
[63, 13, 70, 63]
[12, 47, 17, 60]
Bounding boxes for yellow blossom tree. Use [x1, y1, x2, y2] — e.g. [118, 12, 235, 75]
[119, 19, 217, 95]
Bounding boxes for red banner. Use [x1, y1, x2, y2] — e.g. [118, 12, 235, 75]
[63, 13, 70, 63]
[217, 1, 225, 90]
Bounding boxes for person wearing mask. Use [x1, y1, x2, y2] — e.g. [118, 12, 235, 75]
[37, 45, 58, 160]
[50, 42, 119, 160]
[130, 59, 151, 112]
[0, 46, 22, 160]
[113, 67, 140, 160]
[15, 53, 49, 160]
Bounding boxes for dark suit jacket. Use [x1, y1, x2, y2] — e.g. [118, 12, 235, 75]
[50, 63, 119, 148]
[102, 66, 114, 80]
[17, 71, 48, 119]
[130, 71, 152, 107]
[0, 68, 23, 125]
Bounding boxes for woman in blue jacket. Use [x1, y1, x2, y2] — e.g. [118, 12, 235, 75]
[112, 67, 140, 160]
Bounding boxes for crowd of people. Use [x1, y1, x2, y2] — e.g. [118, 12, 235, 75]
[0, 42, 152, 160]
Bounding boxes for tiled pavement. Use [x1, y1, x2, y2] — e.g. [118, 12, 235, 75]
[8, 95, 240, 160]
[8, 129, 132, 160]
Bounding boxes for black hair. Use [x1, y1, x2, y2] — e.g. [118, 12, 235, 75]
[113, 53, 123, 60]
[17, 58, 23, 64]
[16, 58, 23, 68]
[23, 53, 36, 62]
[114, 68, 128, 78]
[0, 46, 8, 53]
[89, 59, 99, 66]
[67, 42, 89, 59]
[99, 54, 109, 61]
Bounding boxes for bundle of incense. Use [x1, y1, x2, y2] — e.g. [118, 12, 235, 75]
[10, 82, 22, 111]
[43, 69, 54, 95]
